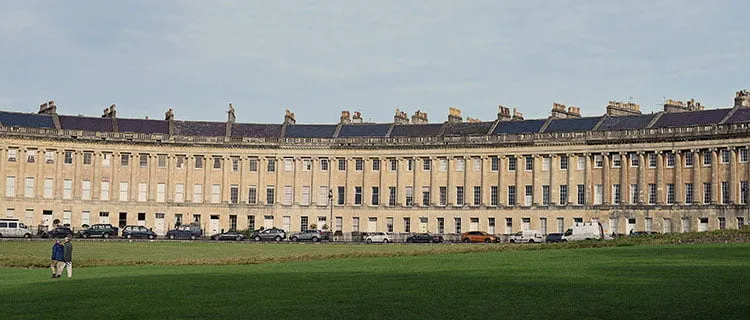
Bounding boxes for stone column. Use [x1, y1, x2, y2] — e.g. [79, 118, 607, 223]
[674, 151, 682, 204]
[602, 153, 610, 205]
[515, 156, 522, 206]
[498, 155, 505, 206]
[566, 154, 573, 205]
[711, 149, 719, 204]
[693, 150, 702, 204]
[656, 151, 664, 205]
[638, 152, 646, 204]
[550, 154, 557, 205]
[620, 152, 627, 204]
[584, 153, 591, 205]
[730, 148, 737, 204]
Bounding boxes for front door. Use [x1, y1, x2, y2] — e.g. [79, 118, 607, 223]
[42, 211, 53, 230]
[210, 215, 220, 235]
[263, 215, 274, 229]
[119, 212, 127, 228]
[419, 217, 428, 233]
[154, 214, 165, 235]
[368, 217, 377, 232]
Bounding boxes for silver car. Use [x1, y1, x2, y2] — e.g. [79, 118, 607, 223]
[290, 230, 325, 242]
[363, 232, 391, 244]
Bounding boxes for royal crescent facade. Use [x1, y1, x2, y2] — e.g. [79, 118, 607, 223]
[2, 90, 750, 238]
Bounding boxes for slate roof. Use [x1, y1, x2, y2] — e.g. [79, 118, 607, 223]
[723, 108, 750, 124]
[117, 118, 170, 134]
[442, 122, 494, 136]
[543, 116, 603, 133]
[284, 124, 337, 138]
[174, 121, 226, 136]
[651, 109, 731, 128]
[596, 114, 658, 131]
[389, 123, 444, 137]
[493, 119, 546, 135]
[58, 115, 114, 132]
[0, 111, 55, 128]
[338, 124, 392, 137]
[231, 123, 283, 138]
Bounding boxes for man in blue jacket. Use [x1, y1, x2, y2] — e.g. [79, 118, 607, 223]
[50, 239, 64, 278]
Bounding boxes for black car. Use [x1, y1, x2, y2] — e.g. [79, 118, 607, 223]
[121, 225, 157, 239]
[211, 230, 246, 241]
[405, 233, 444, 243]
[630, 231, 658, 236]
[545, 233, 565, 243]
[249, 228, 286, 242]
[166, 224, 203, 240]
[43, 227, 74, 239]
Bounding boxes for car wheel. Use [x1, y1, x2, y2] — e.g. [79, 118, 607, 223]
[291, 236, 298, 242]
[83, 233, 90, 239]
[366, 238, 372, 244]
[103, 233, 110, 239]
[254, 236, 261, 241]
[462, 238, 470, 243]
[212, 236, 219, 241]
[406, 239, 413, 243]
[169, 234, 175, 240]
[562, 239, 568, 242]
[274, 236, 282, 242]
[190, 235, 197, 240]
[235, 236, 242, 241]
[148, 234, 155, 240]
[484, 238, 491, 243]
[383, 239, 389, 244]
[126, 234, 132, 239]
[510, 239, 515, 243]
[23, 233, 31, 238]
[312, 237, 319, 242]
[529, 239, 535, 244]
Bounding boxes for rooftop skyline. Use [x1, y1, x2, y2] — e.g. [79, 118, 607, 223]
[1, 0, 748, 124]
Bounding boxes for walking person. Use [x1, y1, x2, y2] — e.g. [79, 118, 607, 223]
[50, 239, 64, 278]
[57, 236, 73, 278]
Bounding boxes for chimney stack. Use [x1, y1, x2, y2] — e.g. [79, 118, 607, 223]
[606, 101, 641, 116]
[102, 104, 117, 118]
[394, 109, 409, 124]
[735, 89, 750, 108]
[340, 110, 351, 124]
[284, 109, 296, 125]
[411, 110, 428, 124]
[512, 107, 524, 121]
[165, 108, 175, 121]
[550, 103, 582, 118]
[663, 98, 703, 113]
[227, 103, 236, 123]
[447, 107, 462, 123]
[352, 111, 363, 124]
[38, 100, 57, 115]
[497, 105, 512, 121]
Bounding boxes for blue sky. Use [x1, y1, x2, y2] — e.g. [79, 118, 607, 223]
[1, 0, 748, 124]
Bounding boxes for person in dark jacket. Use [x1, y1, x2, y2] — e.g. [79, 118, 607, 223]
[56, 236, 73, 278]
[50, 239, 64, 278]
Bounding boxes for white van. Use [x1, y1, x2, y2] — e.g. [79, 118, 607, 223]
[562, 222, 604, 241]
[0, 218, 33, 238]
[509, 230, 544, 243]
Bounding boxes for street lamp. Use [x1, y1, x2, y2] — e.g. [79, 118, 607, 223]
[328, 188, 334, 238]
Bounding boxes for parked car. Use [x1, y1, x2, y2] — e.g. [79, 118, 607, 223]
[166, 224, 203, 240]
[405, 233, 444, 243]
[562, 222, 604, 241]
[0, 218, 33, 238]
[250, 228, 286, 242]
[211, 230, 246, 241]
[545, 233, 565, 243]
[121, 225, 157, 239]
[509, 230, 544, 243]
[460, 231, 497, 243]
[289, 229, 324, 242]
[363, 232, 391, 244]
[77, 224, 119, 239]
[43, 226, 74, 239]
[630, 231, 658, 236]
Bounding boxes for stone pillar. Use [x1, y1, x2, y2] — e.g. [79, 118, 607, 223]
[498, 155, 505, 206]
[638, 152, 646, 204]
[550, 154, 557, 205]
[584, 153, 591, 205]
[620, 152, 627, 204]
[566, 154, 573, 205]
[711, 149, 719, 204]
[693, 150, 701, 204]
[674, 151, 682, 205]
[656, 151, 664, 205]
[515, 156, 522, 206]
[730, 148, 737, 204]
[602, 153, 610, 205]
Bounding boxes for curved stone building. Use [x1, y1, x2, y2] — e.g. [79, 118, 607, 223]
[2, 91, 750, 238]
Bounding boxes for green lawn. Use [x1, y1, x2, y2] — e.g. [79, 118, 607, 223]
[1, 243, 748, 319]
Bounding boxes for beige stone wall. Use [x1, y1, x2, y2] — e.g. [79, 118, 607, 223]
[2, 135, 750, 236]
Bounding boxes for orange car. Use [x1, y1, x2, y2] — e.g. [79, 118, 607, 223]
[460, 231, 497, 243]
